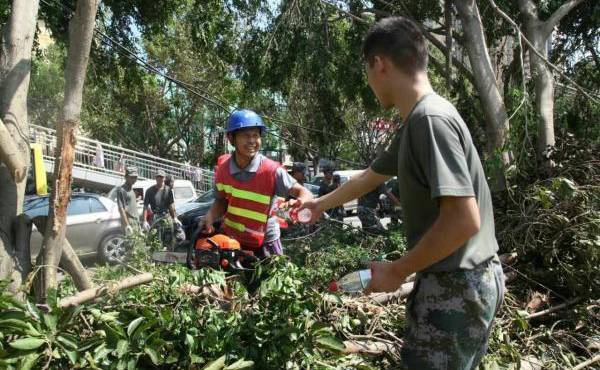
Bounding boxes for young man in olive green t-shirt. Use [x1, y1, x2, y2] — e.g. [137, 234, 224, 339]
[302, 17, 504, 369]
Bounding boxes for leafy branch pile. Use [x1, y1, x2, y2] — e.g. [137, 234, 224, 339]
[1, 152, 599, 370]
[487, 135, 600, 368]
[0, 226, 407, 369]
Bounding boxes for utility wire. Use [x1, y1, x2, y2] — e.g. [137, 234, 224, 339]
[40, 0, 368, 167]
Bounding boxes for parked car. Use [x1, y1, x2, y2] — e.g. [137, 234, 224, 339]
[303, 183, 320, 197]
[311, 169, 364, 215]
[176, 190, 216, 240]
[24, 193, 125, 263]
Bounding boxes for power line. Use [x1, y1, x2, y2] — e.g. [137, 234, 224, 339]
[39, 0, 366, 167]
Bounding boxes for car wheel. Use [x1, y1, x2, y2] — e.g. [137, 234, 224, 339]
[99, 233, 126, 264]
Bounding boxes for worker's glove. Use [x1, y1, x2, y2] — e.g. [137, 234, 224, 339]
[142, 221, 150, 231]
[174, 218, 183, 228]
[125, 225, 133, 234]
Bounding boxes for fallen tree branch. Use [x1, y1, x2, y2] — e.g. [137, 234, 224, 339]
[343, 340, 400, 355]
[525, 298, 582, 320]
[58, 272, 152, 308]
[571, 354, 600, 370]
[368, 282, 414, 305]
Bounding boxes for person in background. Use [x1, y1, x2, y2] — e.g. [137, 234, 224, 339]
[112, 166, 139, 234]
[357, 183, 385, 233]
[384, 177, 402, 225]
[142, 170, 176, 230]
[165, 173, 174, 188]
[330, 174, 344, 221]
[290, 162, 307, 185]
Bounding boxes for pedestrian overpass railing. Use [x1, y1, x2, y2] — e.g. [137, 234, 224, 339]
[29, 124, 214, 193]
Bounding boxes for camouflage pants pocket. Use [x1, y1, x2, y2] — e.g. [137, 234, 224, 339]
[401, 257, 505, 370]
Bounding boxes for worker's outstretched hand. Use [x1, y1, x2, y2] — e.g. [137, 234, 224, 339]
[364, 261, 406, 295]
[300, 198, 325, 224]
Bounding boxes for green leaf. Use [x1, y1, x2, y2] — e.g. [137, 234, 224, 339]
[127, 317, 145, 337]
[42, 313, 57, 332]
[64, 349, 78, 365]
[225, 359, 255, 369]
[314, 336, 345, 352]
[202, 355, 226, 370]
[144, 347, 161, 365]
[116, 340, 129, 358]
[18, 353, 40, 370]
[25, 301, 41, 321]
[57, 335, 78, 350]
[8, 337, 46, 350]
[0, 319, 39, 336]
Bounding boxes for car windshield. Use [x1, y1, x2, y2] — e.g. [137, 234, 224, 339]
[195, 191, 214, 203]
[174, 186, 194, 200]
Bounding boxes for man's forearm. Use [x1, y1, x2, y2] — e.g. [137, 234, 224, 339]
[206, 198, 227, 222]
[319, 169, 390, 210]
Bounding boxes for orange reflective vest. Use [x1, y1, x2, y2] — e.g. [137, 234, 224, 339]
[214, 154, 280, 250]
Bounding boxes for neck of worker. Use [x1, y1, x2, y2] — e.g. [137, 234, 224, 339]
[394, 71, 433, 122]
[234, 151, 254, 170]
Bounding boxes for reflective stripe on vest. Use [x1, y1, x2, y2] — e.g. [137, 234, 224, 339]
[216, 183, 271, 205]
[224, 217, 245, 232]
[227, 205, 268, 223]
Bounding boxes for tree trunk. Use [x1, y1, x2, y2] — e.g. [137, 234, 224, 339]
[518, 0, 583, 169]
[32, 216, 93, 291]
[37, 0, 99, 301]
[0, 0, 39, 294]
[455, 0, 511, 191]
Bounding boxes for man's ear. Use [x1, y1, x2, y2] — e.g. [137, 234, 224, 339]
[226, 132, 234, 145]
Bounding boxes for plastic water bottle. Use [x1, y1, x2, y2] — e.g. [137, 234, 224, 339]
[274, 199, 312, 224]
[328, 269, 372, 293]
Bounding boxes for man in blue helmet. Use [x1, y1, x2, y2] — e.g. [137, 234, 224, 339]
[200, 109, 314, 258]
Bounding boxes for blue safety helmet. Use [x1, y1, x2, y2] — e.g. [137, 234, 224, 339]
[227, 109, 266, 134]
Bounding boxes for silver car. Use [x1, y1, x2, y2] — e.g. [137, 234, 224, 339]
[24, 193, 126, 263]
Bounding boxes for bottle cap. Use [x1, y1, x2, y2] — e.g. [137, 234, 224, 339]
[328, 281, 338, 292]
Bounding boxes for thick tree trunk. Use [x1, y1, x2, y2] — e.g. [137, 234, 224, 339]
[518, 0, 583, 169]
[0, 0, 39, 294]
[32, 216, 93, 291]
[37, 0, 99, 300]
[455, 0, 511, 190]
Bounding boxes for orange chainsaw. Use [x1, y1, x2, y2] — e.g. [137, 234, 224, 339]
[152, 232, 258, 272]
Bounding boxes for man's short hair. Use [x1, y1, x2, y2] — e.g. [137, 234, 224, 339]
[362, 16, 428, 74]
[291, 162, 306, 174]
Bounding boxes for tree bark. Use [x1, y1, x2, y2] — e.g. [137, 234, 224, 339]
[37, 0, 99, 301]
[518, 0, 583, 168]
[58, 273, 152, 309]
[455, 0, 511, 190]
[0, 0, 39, 294]
[444, 0, 454, 90]
[32, 216, 93, 291]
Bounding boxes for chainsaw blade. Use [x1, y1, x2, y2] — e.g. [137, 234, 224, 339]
[152, 251, 188, 264]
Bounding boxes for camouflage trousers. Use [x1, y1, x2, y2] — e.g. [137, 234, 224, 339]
[401, 256, 505, 370]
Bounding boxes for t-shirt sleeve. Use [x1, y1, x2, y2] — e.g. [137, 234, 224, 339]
[411, 115, 474, 199]
[274, 167, 297, 197]
[143, 187, 152, 208]
[370, 130, 400, 176]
